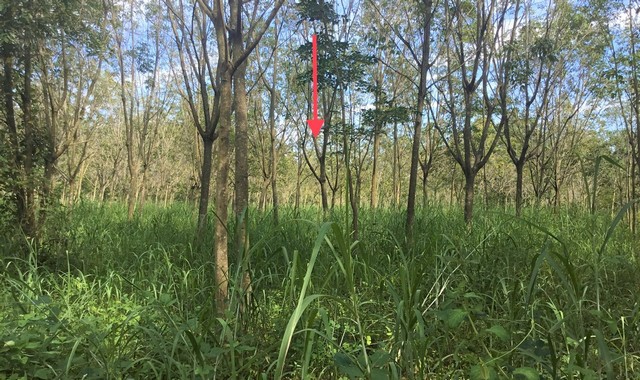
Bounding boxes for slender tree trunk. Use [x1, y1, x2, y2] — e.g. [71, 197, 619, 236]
[407, 89, 425, 239]
[269, 105, 280, 224]
[392, 122, 400, 207]
[464, 171, 476, 225]
[3, 47, 29, 232]
[422, 169, 429, 208]
[406, 0, 432, 240]
[515, 161, 525, 216]
[197, 137, 214, 235]
[138, 168, 148, 211]
[213, 72, 232, 315]
[320, 171, 328, 217]
[234, 62, 249, 251]
[631, 158, 637, 234]
[370, 72, 382, 209]
[270, 139, 279, 224]
[75, 164, 88, 202]
[127, 169, 138, 219]
[91, 179, 98, 201]
[341, 88, 358, 240]
[22, 48, 36, 235]
[233, 56, 252, 312]
[268, 37, 280, 224]
[371, 128, 381, 209]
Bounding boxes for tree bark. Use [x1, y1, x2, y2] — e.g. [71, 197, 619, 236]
[515, 161, 525, 216]
[370, 66, 383, 209]
[213, 71, 232, 315]
[269, 46, 280, 224]
[392, 121, 400, 207]
[2, 45, 29, 233]
[405, 0, 432, 241]
[233, 54, 252, 311]
[464, 171, 476, 225]
[22, 47, 36, 235]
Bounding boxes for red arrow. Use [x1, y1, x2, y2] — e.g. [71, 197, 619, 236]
[307, 34, 324, 138]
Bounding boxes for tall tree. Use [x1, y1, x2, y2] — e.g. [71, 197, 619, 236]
[501, 1, 552, 216]
[110, 0, 169, 219]
[1, 0, 104, 236]
[296, 0, 341, 218]
[436, 0, 517, 224]
[38, 0, 107, 207]
[251, 15, 286, 223]
[166, 0, 220, 235]
[198, 0, 284, 314]
[598, 0, 640, 231]
[368, 0, 435, 237]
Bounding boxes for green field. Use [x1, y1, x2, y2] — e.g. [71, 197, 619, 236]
[1, 203, 638, 379]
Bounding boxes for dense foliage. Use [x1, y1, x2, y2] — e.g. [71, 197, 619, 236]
[1, 203, 638, 379]
[2, 0, 640, 378]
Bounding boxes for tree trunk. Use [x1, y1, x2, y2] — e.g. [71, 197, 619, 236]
[233, 55, 252, 311]
[631, 158, 637, 234]
[464, 171, 476, 225]
[295, 151, 302, 215]
[320, 171, 328, 218]
[138, 167, 148, 212]
[515, 161, 525, 216]
[370, 71, 382, 209]
[268, 36, 280, 224]
[2, 48, 29, 233]
[127, 168, 138, 220]
[392, 122, 400, 207]
[371, 127, 381, 209]
[22, 48, 36, 235]
[197, 137, 214, 236]
[213, 72, 232, 315]
[422, 168, 429, 208]
[234, 61, 249, 249]
[406, 0, 432, 240]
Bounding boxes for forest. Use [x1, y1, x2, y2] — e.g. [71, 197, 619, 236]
[1, 0, 640, 378]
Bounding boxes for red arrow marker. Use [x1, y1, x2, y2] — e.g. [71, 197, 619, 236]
[307, 34, 324, 138]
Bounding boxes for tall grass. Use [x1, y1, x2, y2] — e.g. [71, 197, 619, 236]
[1, 202, 639, 379]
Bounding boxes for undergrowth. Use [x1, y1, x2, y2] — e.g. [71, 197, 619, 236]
[1, 202, 639, 379]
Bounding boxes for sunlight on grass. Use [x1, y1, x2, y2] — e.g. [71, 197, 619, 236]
[1, 203, 639, 378]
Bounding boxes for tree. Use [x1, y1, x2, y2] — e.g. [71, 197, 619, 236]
[1, 0, 105, 236]
[296, 0, 342, 218]
[175, 0, 284, 314]
[436, 0, 518, 225]
[501, 2, 554, 216]
[38, 0, 107, 207]
[367, 0, 435, 237]
[251, 15, 287, 223]
[597, 0, 640, 231]
[110, 0, 170, 219]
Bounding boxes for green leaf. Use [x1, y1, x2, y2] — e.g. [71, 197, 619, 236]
[513, 367, 540, 380]
[33, 368, 53, 379]
[158, 293, 172, 304]
[370, 367, 391, 380]
[485, 324, 510, 342]
[436, 308, 468, 329]
[367, 350, 392, 367]
[470, 364, 498, 380]
[274, 222, 332, 379]
[334, 352, 363, 379]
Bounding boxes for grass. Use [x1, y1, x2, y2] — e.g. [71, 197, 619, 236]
[1, 201, 639, 379]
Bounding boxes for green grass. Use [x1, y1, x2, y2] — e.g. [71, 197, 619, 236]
[1, 202, 639, 379]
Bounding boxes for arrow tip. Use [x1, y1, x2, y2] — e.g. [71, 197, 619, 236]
[307, 119, 324, 138]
